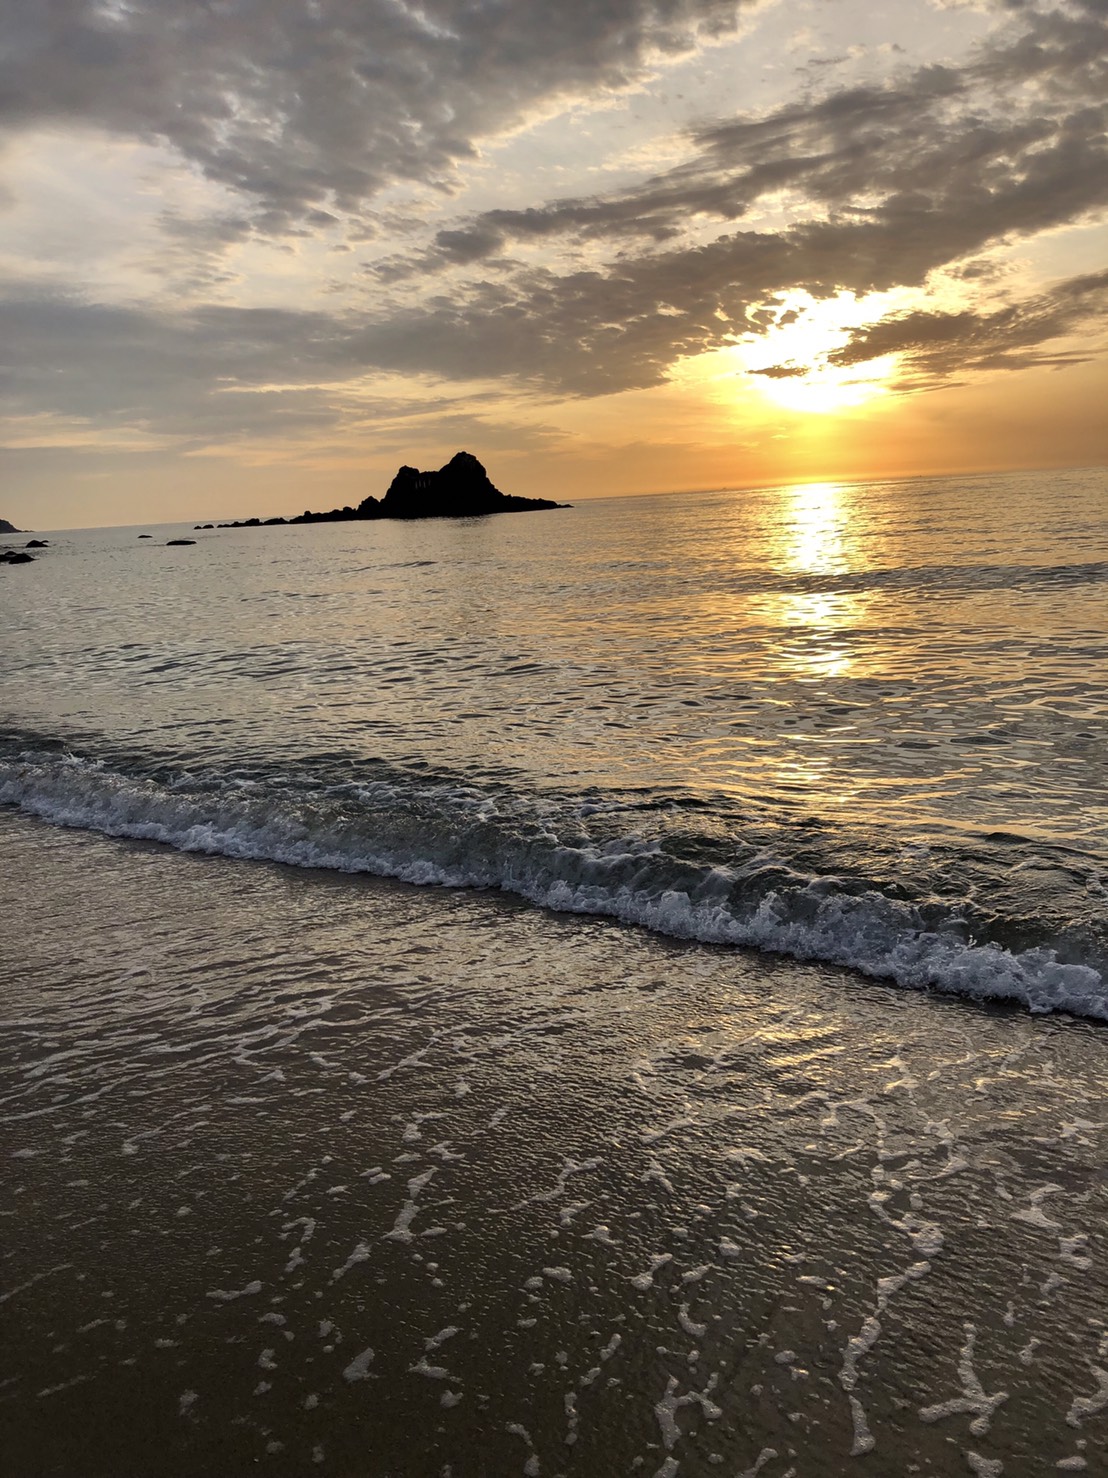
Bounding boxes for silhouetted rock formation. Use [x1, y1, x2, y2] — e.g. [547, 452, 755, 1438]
[219, 453, 567, 528]
[166, 539, 196, 546]
[26, 539, 48, 548]
[0, 518, 20, 534]
[373, 452, 563, 520]
[1, 549, 34, 564]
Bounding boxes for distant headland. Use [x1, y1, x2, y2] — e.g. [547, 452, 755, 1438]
[0, 517, 21, 534]
[214, 453, 568, 529]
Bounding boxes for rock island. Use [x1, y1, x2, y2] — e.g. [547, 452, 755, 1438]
[218, 452, 567, 528]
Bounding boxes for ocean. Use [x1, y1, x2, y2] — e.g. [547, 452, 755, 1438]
[2, 466, 1107, 1474]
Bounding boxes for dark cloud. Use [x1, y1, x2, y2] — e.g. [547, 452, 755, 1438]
[0, 0, 754, 232]
[828, 268, 1108, 381]
[0, 289, 563, 449]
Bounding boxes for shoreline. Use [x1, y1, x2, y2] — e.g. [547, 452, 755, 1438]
[3, 809, 1106, 1475]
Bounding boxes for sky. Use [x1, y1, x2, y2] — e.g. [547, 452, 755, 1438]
[1, 0, 1106, 528]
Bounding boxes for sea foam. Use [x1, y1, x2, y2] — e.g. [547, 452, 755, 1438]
[1, 746, 1104, 1022]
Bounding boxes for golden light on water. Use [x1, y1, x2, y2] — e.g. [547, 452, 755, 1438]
[762, 479, 869, 682]
[781, 480, 852, 576]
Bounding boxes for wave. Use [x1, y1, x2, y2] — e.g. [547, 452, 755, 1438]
[1, 741, 1104, 1022]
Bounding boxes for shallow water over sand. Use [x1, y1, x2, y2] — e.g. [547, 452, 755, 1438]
[3, 812, 1106, 1477]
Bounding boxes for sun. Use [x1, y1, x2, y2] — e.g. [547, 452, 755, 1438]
[734, 291, 900, 415]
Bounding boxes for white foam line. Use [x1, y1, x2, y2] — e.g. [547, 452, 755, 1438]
[920, 1323, 1008, 1436]
[3, 752, 1104, 1021]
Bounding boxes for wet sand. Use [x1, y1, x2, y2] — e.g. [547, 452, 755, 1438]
[2, 810, 1106, 1476]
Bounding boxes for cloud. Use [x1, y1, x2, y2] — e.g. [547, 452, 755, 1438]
[828, 268, 1108, 381]
[376, 0, 1107, 279]
[344, 1, 1108, 393]
[1, 0, 1105, 458]
[0, 0, 755, 233]
[0, 288, 566, 455]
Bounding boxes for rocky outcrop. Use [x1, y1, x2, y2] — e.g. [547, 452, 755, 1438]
[219, 453, 567, 527]
[0, 518, 21, 534]
[373, 452, 564, 520]
[1, 549, 34, 564]
[166, 539, 196, 546]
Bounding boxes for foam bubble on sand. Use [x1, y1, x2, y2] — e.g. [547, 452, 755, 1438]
[678, 1304, 707, 1339]
[630, 1254, 672, 1291]
[342, 1346, 375, 1382]
[919, 1324, 1008, 1436]
[584, 1224, 619, 1245]
[205, 1279, 262, 1302]
[382, 1168, 437, 1243]
[840, 1261, 931, 1455]
[331, 1241, 371, 1281]
[966, 1454, 1003, 1476]
[1066, 1366, 1108, 1427]
[642, 1117, 697, 1146]
[642, 1161, 675, 1193]
[1059, 1235, 1091, 1270]
[410, 1357, 451, 1379]
[384, 1203, 420, 1243]
[424, 1326, 460, 1351]
[564, 1390, 579, 1446]
[653, 1373, 722, 1456]
[725, 1146, 770, 1169]
[559, 1201, 590, 1227]
[1011, 1185, 1065, 1232]
[506, 1423, 536, 1461]
[738, 1450, 778, 1478]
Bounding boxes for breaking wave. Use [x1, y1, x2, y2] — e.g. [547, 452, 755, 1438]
[2, 736, 1104, 1023]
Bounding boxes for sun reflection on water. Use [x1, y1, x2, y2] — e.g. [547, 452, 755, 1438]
[763, 481, 870, 681]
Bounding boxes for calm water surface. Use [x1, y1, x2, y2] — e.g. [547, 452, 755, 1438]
[3, 466, 1106, 1014]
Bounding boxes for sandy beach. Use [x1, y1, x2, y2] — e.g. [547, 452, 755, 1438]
[3, 809, 1106, 1476]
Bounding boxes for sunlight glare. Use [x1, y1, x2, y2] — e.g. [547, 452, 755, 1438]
[760, 480, 871, 680]
[735, 291, 900, 414]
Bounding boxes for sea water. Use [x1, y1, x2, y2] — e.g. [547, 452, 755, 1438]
[3, 468, 1106, 1015]
[2, 466, 1107, 1474]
